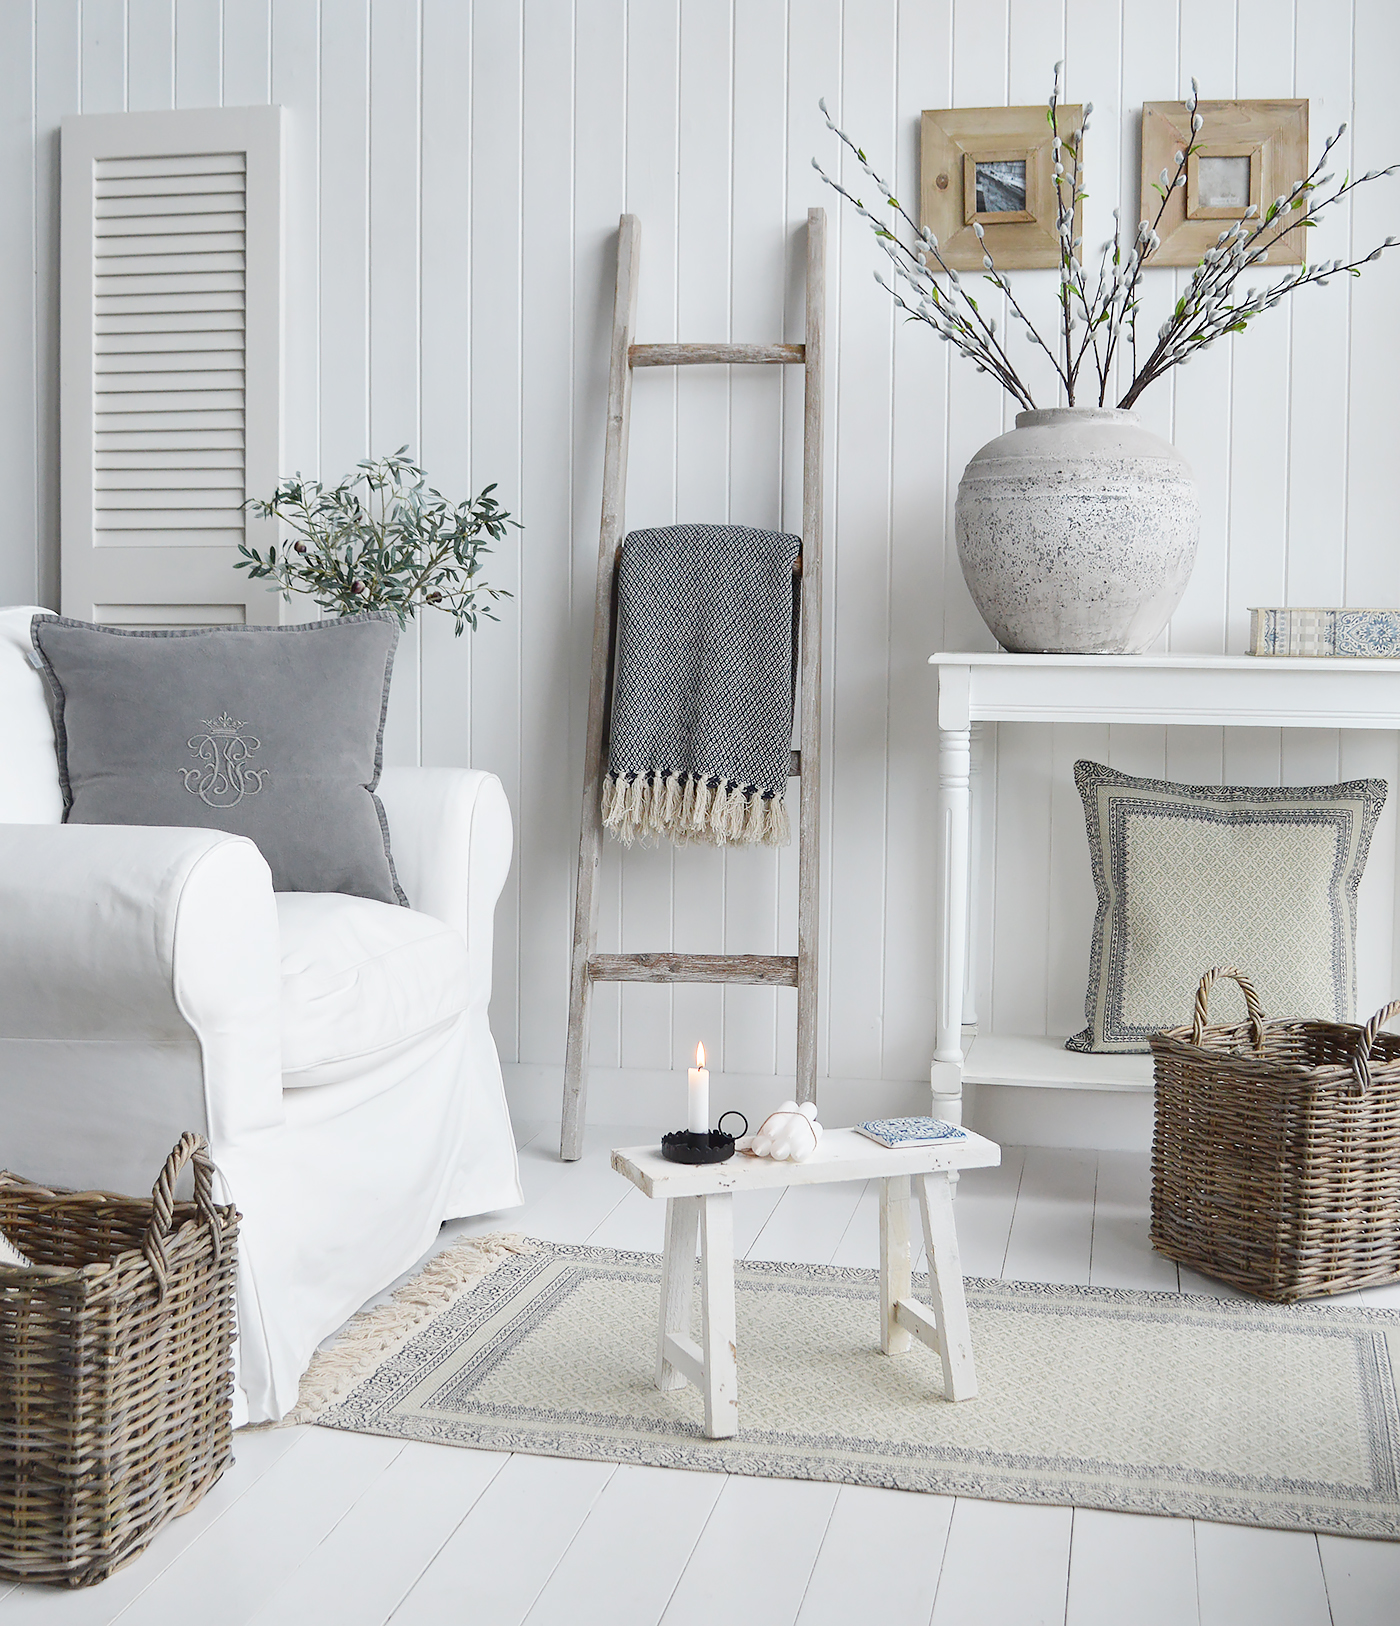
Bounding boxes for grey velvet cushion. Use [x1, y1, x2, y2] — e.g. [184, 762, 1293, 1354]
[31, 613, 406, 906]
[1068, 759, 1386, 1054]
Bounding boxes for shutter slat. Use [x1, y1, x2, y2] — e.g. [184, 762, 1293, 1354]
[97, 332, 245, 354]
[95, 391, 246, 414]
[96, 306, 246, 330]
[95, 374, 245, 395]
[95, 429, 247, 451]
[97, 234, 247, 257]
[95, 151, 246, 179]
[96, 193, 244, 219]
[97, 468, 244, 490]
[96, 349, 246, 372]
[96, 212, 246, 238]
[95, 410, 245, 432]
[94, 528, 248, 547]
[96, 506, 247, 525]
[96, 272, 246, 297]
[97, 251, 246, 274]
[95, 174, 247, 199]
[95, 447, 246, 468]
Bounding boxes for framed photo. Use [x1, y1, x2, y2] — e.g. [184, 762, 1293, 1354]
[920, 104, 1083, 271]
[1141, 99, 1308, 266]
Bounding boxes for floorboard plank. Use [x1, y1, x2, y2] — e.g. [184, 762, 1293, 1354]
[244, 1442, 508, 1626]
[103, 1429, 405, 1626]
[1088, 1152, 1180, 1292]
[1065, 1508, 1199, 1626]
[2, 1427, 308, 1624]
[1194, 1524, 1332, 1626]
[744, 1182, 869, 1266]
[1001, 1149, 1097, 1285]
[657, 1474, 839, 1626]
[387, 1451, 616, 1626]
[930, 1499, 1072, 1626]
[794, 1484, 954, 1626]
[521, 1464, 725, 1626]
[952, 1147, 1026, 1280]
[827, 1180, 883, 1270]
[1317, 1531, 1400, 1625]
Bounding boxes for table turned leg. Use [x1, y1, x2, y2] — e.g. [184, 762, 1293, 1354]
[699, 1192, 738, 1438]
[879, 1175, 913, 1355]
[657, 1195, 700, 1392]
[932, 725, 971, 1135]
[916, 1171, 977, 1401]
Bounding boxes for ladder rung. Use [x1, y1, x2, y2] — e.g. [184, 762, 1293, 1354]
[588, 952, 799, 987]
[629, 343, 805, 368]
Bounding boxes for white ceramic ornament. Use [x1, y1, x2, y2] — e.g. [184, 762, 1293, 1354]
[737, 1100, 822, 1162]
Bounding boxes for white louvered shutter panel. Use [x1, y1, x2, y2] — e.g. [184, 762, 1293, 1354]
[60, 107, 283, 627]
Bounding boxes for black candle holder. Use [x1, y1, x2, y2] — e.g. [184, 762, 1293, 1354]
[661, 1112, 747, 1165]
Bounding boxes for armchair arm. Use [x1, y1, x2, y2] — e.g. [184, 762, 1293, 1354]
[0, 824, 284, 1196]
[378, 768, 513, 1002]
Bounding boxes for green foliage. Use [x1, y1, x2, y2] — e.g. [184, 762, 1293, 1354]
[236, 447, 517, 636]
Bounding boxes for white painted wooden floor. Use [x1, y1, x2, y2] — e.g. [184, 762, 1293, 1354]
[6, 1122, 1400, 1626]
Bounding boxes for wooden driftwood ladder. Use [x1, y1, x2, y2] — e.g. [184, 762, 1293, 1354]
[560, 208, 827, 1161]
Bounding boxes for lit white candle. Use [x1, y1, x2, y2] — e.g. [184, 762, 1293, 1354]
[687, 1041, 709, 1134]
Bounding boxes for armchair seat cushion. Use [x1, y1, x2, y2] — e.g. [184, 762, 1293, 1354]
[277, 893, 471, 1084]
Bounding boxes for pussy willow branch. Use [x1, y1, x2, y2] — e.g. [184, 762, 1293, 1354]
[817, 70, 1398, 414]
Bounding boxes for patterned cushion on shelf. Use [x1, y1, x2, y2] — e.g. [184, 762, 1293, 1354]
[30, 612, 406, 906]
[1068, 760, 1387, 1054]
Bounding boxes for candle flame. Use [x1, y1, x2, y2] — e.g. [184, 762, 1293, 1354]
[695, 1041, 706, 1069]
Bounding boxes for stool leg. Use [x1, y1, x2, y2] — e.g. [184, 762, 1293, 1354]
[880, 1175, 913, 1355]
[916, 1171, 977, 1401]
[699, 1192, 738, 1438]
[657, 1196, 699, 1392]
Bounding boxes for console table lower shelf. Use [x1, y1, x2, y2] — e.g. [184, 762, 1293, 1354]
[611, 1126, 1002, 1438]
[963, 1034, 1153, 1093]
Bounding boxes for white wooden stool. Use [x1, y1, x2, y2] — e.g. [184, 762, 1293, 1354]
[611, 1126, 1001, 1438]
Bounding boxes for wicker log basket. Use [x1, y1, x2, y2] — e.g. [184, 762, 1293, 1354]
[0, 1133, 239, 1587]
[1150, 966, 1400, 1302]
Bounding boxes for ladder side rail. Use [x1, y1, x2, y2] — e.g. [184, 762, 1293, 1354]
[562, 213, 641, 1160]
[795, 208, 826, 1106]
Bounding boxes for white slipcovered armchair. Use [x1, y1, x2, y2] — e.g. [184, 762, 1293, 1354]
[0, 608, 522, 1423]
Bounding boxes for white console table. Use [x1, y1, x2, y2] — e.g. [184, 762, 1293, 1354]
[928, 651, 1400, 1125]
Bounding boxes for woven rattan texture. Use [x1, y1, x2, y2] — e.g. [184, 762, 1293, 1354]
[0, 1136, 238, 1587]
[1150, 970, 1400, 1302]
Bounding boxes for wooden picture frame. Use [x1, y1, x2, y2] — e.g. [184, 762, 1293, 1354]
[1141, 99, 1308, 266]
[920, 104, 1082, 271]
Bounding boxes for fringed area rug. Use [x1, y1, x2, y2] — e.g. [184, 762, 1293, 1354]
[291, 1236, 1400, 1538]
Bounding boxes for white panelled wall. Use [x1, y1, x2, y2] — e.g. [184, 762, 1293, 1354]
[2, 1, 1398, 1120]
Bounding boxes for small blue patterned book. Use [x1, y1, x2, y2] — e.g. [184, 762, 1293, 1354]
[854, 1116, 967, 1148]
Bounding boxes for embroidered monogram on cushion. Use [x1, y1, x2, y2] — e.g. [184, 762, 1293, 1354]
[181, 712, 270, 808]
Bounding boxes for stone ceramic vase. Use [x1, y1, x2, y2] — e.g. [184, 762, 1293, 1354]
[954, 406, 1200, 654]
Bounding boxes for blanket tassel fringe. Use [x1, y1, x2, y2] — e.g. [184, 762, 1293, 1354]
[601, 770, 790, 848]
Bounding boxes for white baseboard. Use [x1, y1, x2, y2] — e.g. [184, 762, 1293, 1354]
[503, 1065, 1152, 1152]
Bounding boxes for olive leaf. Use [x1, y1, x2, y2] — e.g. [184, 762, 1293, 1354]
[236, 448, 517, 637]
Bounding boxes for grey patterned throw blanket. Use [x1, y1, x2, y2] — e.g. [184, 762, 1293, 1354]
[602, 522, 800, 847]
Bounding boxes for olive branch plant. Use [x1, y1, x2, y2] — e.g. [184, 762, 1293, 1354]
[237, 448, 517, 636]
[812, 65, 1398, 411]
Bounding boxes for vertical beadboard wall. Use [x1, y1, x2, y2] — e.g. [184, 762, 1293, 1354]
[2, 1, 1398, 1099]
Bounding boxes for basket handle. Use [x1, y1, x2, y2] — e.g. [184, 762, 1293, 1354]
[1350, 1000, 1400, 1094]
[142, 1132, 222, 1304]
[1190, 966, 1267, 1051]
